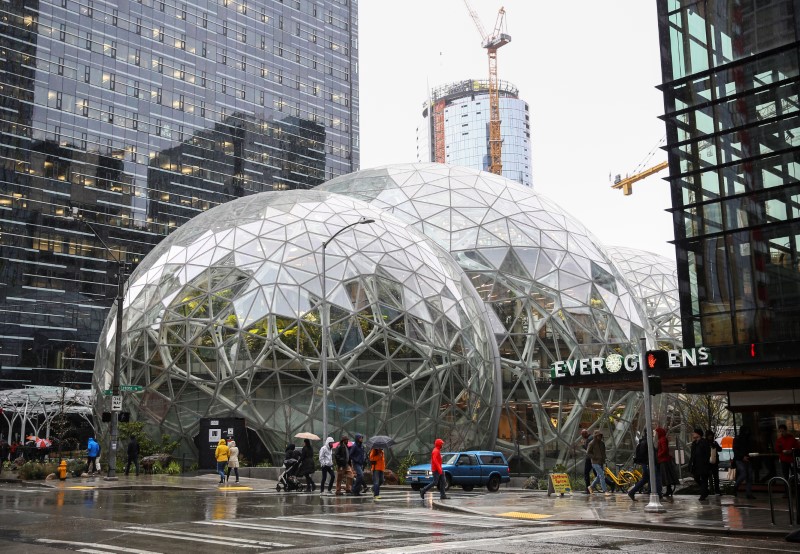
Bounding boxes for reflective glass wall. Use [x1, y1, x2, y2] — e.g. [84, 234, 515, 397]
[416, 80, 532, 187]
[0, 0, 359, 388]
[657, 0, 800, 357]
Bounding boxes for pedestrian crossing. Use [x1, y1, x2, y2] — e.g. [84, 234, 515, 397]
[33, 504, 538, 553]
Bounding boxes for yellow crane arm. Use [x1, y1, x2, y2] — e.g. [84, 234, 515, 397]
[610, 161, 668, 196]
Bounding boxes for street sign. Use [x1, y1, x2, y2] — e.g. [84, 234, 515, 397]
[102, 390, 113, 396]
[120, 385, 144, 392]
[111, 395, 122, 412]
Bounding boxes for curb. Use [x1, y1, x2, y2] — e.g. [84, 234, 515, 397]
[431, 500, 792, 539]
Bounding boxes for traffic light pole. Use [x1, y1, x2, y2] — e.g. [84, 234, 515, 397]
[641, 336, 665, 513]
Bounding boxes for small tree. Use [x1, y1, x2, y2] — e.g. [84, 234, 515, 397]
[118, 421, 179, 457]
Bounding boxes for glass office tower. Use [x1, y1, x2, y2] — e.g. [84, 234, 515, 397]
[417, 80, 532, 187]
[0, 0, 359, 387]
[657, 2, 800, 401]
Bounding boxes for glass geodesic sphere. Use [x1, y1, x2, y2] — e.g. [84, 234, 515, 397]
[319, 163, 648, 469]
[93, 190, 497, 458]
[607, 246, 681, 348]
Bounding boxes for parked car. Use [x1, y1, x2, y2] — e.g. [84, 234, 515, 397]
[405, 451, 511, 492]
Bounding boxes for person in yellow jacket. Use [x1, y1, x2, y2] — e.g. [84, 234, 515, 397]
[369, 447, 386, 499]
[215, 438, 229, 484]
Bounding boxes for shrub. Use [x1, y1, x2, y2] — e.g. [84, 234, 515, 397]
[166, 461, 181, 475]
[396, 452, 417, 485]
[151, 461, 164, 474]
[19, 462, 57, 480]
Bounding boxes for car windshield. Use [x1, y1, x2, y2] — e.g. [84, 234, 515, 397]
[442, 453, 458, 465]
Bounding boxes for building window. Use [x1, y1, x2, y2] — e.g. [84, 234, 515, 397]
[59, 23, 66, 41]
[84, 66, 90, 83]
[240, 55, 246, 71]
[202, 12, 207, 28]
[135, 18, 141, 35]
[57, 57, 64, 75]
[112, 9, 118, 26]
[201, 71, 206, 86]
[85, 31, 92, 50]
[134, 49, 140, 66]
[157, 57, 163, 73]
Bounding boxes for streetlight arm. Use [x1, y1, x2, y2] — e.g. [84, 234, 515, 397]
[323, 217, 375, 250]
[78, 219, 121, 265]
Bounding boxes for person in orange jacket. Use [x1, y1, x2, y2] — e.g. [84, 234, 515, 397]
[369, 447, 386, 500]
[420, 438, 447, 501]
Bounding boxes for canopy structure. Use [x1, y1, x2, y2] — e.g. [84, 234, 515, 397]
[0, 386, 95, 442]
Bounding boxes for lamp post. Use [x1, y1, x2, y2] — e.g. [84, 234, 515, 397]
[320, 216, 374, 441]
[73, 211, 124, 481]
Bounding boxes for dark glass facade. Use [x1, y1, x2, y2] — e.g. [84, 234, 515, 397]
[657, 0, 800, 389]
[0, 0, 358, 388]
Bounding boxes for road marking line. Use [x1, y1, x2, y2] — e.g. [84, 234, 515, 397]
[496, 511, 553, 520]
[592, 530, 800, 552]
[68, 486, 95, 490]
[217, 486, 253, 491]
[198, 520, 363, 540]
[360, 530, 579, 553]
[36, 539, 161, 553]
[116, 526, 291, 547]
[77, 549, 124, 554]
[331, 513, 510, 528]
[104, 528, 263, 548]
[275, 515, 440, 534]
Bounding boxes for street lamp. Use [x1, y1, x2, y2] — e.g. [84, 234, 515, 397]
[320, 216, 374, 441]
[70, 209, 124, 481]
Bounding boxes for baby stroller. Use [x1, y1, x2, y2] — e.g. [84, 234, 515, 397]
[276, 445, 305, 492]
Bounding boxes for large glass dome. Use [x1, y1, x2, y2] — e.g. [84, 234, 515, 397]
[319, 163, 649, 470]
[607, 246, 681, 348]
[93, 190, 498, 459]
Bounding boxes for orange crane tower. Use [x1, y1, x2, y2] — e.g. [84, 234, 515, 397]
[463, 1, 511, 176]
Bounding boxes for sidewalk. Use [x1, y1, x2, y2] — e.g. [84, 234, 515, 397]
[433, 488, 800, 538]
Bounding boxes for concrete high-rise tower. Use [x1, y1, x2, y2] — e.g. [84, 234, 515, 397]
[416, 79, 532, 187]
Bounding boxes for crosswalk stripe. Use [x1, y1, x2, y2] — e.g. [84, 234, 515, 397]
[360, 530, 587, 553]
[198, 520, 363, 540]
[275, 515, 440, 534]
[114, 526, 292, 547]
[354, 513, 511, 528]
[104, 528, 263, 548]
[77, 549, 120, 554]
[36, 539, 161, 554]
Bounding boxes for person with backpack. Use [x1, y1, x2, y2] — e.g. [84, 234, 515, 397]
[334, 435, 351, 496]
[586, 430, 611, 496]
[348, 434, 366, 496]
[689, 428, 711, 500]
[214, 438, 229, 485]
[706, 430, 723, 495]
[627, 432, 660, 501]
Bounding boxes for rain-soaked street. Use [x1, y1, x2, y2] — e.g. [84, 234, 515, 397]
[2, 480, 800, 553]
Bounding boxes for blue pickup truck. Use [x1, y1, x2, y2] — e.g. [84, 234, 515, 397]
[405, 451, 511, 492]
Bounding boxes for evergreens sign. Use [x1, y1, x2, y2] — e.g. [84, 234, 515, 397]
[551, 347, 711, 380]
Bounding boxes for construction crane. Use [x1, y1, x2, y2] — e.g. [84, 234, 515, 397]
[611, 161, 668, 195]
[610, 137, 668, 195]
[463, 1, 511, 176]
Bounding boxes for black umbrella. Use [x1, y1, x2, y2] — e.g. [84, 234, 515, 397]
[365, 435, 395, 450]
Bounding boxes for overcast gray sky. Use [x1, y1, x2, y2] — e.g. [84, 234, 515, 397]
[358, 1, 675, 260]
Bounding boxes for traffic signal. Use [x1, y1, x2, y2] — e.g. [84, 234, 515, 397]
[101, 411, 111, 422]
[645, 350, 669, 371]
[648, 375, 662, 396]
[118, 412, 131, 422]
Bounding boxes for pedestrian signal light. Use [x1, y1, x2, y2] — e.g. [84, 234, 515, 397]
[648, 375, 662, 396]
[645, 350, 669, 371]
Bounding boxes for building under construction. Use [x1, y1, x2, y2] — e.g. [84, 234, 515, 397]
[416, 79, 533, 187]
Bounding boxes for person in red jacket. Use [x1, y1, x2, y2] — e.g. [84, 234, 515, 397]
[656, 427, 678, 497]
[776, 424, 800, 481]
[420, 438, 447, 501]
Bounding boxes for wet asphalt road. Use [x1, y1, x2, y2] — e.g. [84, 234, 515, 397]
[1, 484, 800, 553]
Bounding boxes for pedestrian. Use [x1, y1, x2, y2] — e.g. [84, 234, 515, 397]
[733, 425, 756, 498]
[334, 435, 351, 496]
[226, 440, 240, 483]
[628, 431, 661, 501]
[586, 430, 611, 496]
[656, 427, 678, 497]
[86, 437, 101, 476]
[319, 436, 335, 494]
[215, 438, 229, 484]
[706, 430, 722, 495]
[124, 436, 140, 476]
[369, 446, 385, 500]
[688, 428, 710, 500]
[349, 434, 366, 496]
[298, 438, 316, 492]
[420, 438, 447, 500]
[776, 424, 799, 482]
[579, 428, 595, 494]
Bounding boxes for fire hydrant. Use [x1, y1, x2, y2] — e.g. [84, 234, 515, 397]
[58, 460, 67, 481]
